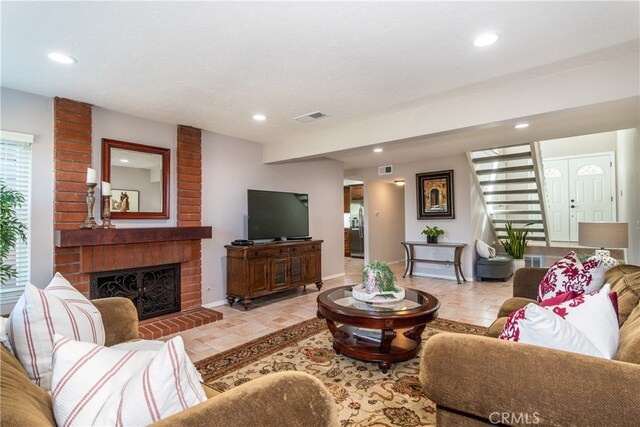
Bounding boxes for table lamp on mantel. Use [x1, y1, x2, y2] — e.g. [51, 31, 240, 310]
[578, 222, 629, 269]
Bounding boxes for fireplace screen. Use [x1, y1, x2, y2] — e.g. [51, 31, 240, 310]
[90, 263, 180, 320]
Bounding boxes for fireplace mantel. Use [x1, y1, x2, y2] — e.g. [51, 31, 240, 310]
[54, 226, 212, 247]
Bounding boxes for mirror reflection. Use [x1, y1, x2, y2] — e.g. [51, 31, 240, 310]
[110, 148, 162, 212]
[102, 139, 170, 219]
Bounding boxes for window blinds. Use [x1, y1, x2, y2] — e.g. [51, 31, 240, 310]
[0, 131, 33, 290]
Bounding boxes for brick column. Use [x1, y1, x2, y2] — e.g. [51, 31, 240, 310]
[176, 125, 202, 309]
[53, 97, 93, 295]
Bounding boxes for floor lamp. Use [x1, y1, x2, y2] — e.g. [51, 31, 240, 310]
[578, 222, 629, 268]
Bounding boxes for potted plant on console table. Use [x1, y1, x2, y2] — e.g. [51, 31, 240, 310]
[421, 226, 445, 244]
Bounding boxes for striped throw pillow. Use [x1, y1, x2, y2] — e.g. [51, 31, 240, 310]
[8, 273, 105, 390]
[51, 334, 206, 426]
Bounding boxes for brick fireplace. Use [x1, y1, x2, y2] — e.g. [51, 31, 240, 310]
[52, 97, 221, 338]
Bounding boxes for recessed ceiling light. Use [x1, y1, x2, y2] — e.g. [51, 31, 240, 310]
[473, 33, 498, 47]
[47, 52, 77, 64]
[252, 114, 267, 121]
[373, 148, 383, 153]
[120, 159, 129, 163]
[514, 123, 530, 129]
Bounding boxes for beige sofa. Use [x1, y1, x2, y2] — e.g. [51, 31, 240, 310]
[420, 264, 640, 426]
[1, 297, 338, 427]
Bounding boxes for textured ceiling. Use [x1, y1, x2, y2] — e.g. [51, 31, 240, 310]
[2, 1, 639, 165]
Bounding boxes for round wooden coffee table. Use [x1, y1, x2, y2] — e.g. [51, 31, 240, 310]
[317, 286, 439, 373]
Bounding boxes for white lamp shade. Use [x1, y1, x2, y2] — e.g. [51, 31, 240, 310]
[578, 222, 629, 249]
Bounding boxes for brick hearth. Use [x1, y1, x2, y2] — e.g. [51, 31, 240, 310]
[139, 308, 222, 339]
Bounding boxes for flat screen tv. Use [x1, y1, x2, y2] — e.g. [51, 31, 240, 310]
[248, 189, 310, 241]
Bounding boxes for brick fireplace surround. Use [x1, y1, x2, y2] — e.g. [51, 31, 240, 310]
[52, 97, 221, 338]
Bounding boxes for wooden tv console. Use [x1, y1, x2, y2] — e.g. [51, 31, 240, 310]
[225, 240, 323, 310]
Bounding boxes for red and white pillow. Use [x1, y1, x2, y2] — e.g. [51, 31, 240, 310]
[538, 251, 606, 302]
[8, 273, 105, 390]
[500, 284, 619, 359]
[51, 334, 206, 426]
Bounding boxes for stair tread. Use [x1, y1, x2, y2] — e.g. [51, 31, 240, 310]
[483, 189, 539, 195]
[472, 151, 532, 164]
[475, 165, 534, 175]
[479, 177, 537, 185]
[490, 210, 542, 214]
[486, 200, 542, 204]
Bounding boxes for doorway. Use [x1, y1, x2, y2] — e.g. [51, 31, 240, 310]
[544, 152, 615, 242]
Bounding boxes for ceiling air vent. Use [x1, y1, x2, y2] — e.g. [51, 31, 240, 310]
[294, 111, 328, 123]
[378, 165, 393, 175]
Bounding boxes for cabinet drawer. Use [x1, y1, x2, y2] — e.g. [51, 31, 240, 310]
[291, 244, 321, 254]
[246, 247, 289, 258]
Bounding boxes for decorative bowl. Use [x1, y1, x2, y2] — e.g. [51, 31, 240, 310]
[351, 284, 405, 303]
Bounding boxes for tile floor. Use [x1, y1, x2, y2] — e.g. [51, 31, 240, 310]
[168, 258, 513, 362]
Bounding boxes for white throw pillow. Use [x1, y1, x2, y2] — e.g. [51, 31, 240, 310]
[476, 240, 496, 259]
[499, 303, 605, 358]
[51, 334, 206, 427]
[8, 273, 105, 390]
[544, 284, 619, 358]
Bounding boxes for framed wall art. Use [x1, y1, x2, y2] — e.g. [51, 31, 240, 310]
[416, 169, 455, 220]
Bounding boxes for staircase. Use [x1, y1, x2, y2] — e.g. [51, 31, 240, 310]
[467, 142, 550, 246]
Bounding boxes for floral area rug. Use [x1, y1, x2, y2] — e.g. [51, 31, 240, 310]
[195, 318, 487, 427]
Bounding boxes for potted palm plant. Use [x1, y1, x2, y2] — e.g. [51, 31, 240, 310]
[422, 226, 445, 244]
[499, 221, 532, 271]
[0, 180, 27, 284]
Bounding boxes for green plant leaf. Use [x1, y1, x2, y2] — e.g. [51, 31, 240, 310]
[0, 179, 28, 283]
[499, 221, 532, 259]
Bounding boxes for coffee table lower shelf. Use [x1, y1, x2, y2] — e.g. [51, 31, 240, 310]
[325, 321, 426, 373]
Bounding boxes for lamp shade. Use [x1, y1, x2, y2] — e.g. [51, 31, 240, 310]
[578, 222, 629, 249]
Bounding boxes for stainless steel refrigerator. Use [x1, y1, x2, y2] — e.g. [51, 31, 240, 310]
[350, 201, 364, 258]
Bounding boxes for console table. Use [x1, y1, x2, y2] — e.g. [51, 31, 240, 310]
[401, 241, 467, 284]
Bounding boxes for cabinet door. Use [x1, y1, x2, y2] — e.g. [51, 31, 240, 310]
[351, 185, 364, 200]
[290, 255, 304, 285]
[271, 257, 289, 290]
[247, 258, 270, 296]
[304, 251, 321, 282]
[343, 187, 350, 213]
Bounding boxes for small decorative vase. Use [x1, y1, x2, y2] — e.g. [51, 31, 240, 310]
[513, 258, 526, 272]
[427, 236, 438, 244]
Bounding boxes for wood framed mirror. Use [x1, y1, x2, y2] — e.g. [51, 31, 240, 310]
[101, 138, 170, 219]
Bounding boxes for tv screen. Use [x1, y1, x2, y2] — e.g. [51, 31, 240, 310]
[248, 190, 310, 241]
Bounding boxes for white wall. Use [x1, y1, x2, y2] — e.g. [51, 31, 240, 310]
[201, 131, 344, 305]
[540, 131, 617, 158]
[364, 181, 405, 264]
[616, 128, 640, 264]
[91, 107, 177, 227]
[0, 87, 54, 288]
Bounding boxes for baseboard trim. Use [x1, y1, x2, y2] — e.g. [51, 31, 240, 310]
[409, 271, 459, 282]
[323, 272, 345, 281]
[203, 299, 228, 308]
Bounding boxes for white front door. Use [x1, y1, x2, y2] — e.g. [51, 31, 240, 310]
[544, 159, 570, 241]
[544, 153, 614, 242]
[568, 155, 614, 240]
